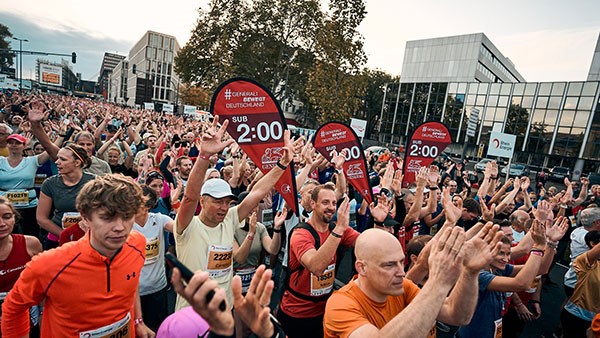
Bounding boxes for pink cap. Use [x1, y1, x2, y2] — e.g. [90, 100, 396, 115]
[157, 307, 210, 338]
[6, 134, 26, 144]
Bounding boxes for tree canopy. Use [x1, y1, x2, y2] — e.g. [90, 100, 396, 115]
[0, 24, 14, 75]
[175, 0, 392, 127]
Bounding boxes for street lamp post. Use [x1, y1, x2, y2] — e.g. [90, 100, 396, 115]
[12, 37, 29, 91]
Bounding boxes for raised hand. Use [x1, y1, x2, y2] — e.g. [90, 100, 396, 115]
[172, 269, 234, 336]
[461, 222, 502, 272]
[546, 215, 569, 242]
[390, 169, 404, 195]
[199, 115, 235, 156]
[479, 196, 495, 222]
[369, 193, 391, 222]
[530, 220, 547, 249]
[25, 100, 48, 123]
[380, 162, 394, 190]
[248, 211, 257, 235]
[278, 130, 294, 167]
[273, 206, 287, 229]
[231, 265, 276, 338]
[428, 226, 465, 288]
[331, 148, 348, 170]
[532, 200, 553, 223]
[335, 196, 350, 232]
[520, 177, 530, 191]
[416, 166, 429, 188]
[442, 187, 462, 225]
[427, 165, 441, 187]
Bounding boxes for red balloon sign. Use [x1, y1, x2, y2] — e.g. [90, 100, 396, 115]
[312, 122, 373, 205]
[403, 121, 452, 186]
[210, 78, 299, 215]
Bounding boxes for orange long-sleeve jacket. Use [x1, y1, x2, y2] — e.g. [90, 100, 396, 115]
[1, 231, 145, 337]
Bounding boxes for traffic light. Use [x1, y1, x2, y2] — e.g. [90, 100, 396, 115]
[132, 64, 136, 74]
[71, 52, 77, 63]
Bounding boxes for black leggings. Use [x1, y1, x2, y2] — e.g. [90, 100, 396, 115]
[277, 309, 323, 338]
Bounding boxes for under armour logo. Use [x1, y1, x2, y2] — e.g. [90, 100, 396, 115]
[126, 272, 137, 280]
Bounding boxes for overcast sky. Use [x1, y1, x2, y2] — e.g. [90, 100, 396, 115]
[1, 0, 599, 82]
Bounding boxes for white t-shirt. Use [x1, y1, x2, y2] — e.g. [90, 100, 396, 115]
[133, 213, 172, 295]
[174, 206, 240, 310]
[564, 227, 590, 288]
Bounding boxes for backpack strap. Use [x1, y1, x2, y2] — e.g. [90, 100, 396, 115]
[284, 222, 337, 302]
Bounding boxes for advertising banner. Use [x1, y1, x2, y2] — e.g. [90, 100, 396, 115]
[403, 121, 452, 186]
[162, 104, 174, 114]
[350, 118, 367, 138]
[210, 78, 299, 215]
[487, 131, 516, 158]
[183, 105, 197, 115]
[312, 122, 373, 205]
[39, 63, 62, 87]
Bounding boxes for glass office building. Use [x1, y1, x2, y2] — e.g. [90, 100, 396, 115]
[378, 81, 600, 175]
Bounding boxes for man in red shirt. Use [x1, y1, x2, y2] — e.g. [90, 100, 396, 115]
[278, 184, 360, 338]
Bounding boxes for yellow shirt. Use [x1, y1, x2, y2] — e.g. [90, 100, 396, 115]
[174, 206, 240, 310]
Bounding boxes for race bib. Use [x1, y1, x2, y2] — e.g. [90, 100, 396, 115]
[262, 209, 273, 227]
[6, 190, 29, 207]
[310, 263, 335, 296]
[62, 212, 82, 229]
[494, 318, 502, 338]
[235, 267, 257, 293]
[144, 237, 160, 264]
[34, 174, 47, 188]
[79, 313, 130, 338]
[206, 244, 233, 278]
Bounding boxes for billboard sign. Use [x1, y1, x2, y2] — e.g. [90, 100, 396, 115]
[39, 63, 62, 87]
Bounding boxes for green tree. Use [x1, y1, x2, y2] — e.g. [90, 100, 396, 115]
[179, 84, 211, 108]
[305, 0, 368, 124]
[0, 24, 14, 74]
[174, 0, 248, 90]
[361, 70, 394, 137]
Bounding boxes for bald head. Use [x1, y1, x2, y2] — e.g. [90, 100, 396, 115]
[356, 229, 403, 262]
[509, 210, 530, 232]
[354, 229, 407, 301]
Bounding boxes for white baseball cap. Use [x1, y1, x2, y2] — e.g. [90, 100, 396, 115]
[201, 178, 236, 199]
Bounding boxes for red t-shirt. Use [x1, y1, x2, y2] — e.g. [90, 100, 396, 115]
[59, 223, 86, 246]
[280, 224, 359, 318]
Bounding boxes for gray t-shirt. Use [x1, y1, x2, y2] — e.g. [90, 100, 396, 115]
[233, 221, 268, 269]
[40, 173, 96, 228]
[85, 157, 111, 176]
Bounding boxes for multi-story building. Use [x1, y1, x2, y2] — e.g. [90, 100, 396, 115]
[588, 33, 600, 81]
[125, 31, 181, 108]
[400, 33, 526, 83]
[108, 59, 129, 104]
[378, 80, 599, 175]
[378, 32, 600, 177]
[98, 53, 126, 99]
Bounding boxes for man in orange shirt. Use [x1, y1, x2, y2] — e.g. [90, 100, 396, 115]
[324, 223, 501, 338]
[2, 174, 155, 338]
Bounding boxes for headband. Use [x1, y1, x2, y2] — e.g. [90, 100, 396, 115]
[66, 146, 86, 165]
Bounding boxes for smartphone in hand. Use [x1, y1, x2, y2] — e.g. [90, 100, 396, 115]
[165, 252, 226, 311]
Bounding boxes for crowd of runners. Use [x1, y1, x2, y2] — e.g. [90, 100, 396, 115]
[0, 90, 599, 337]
